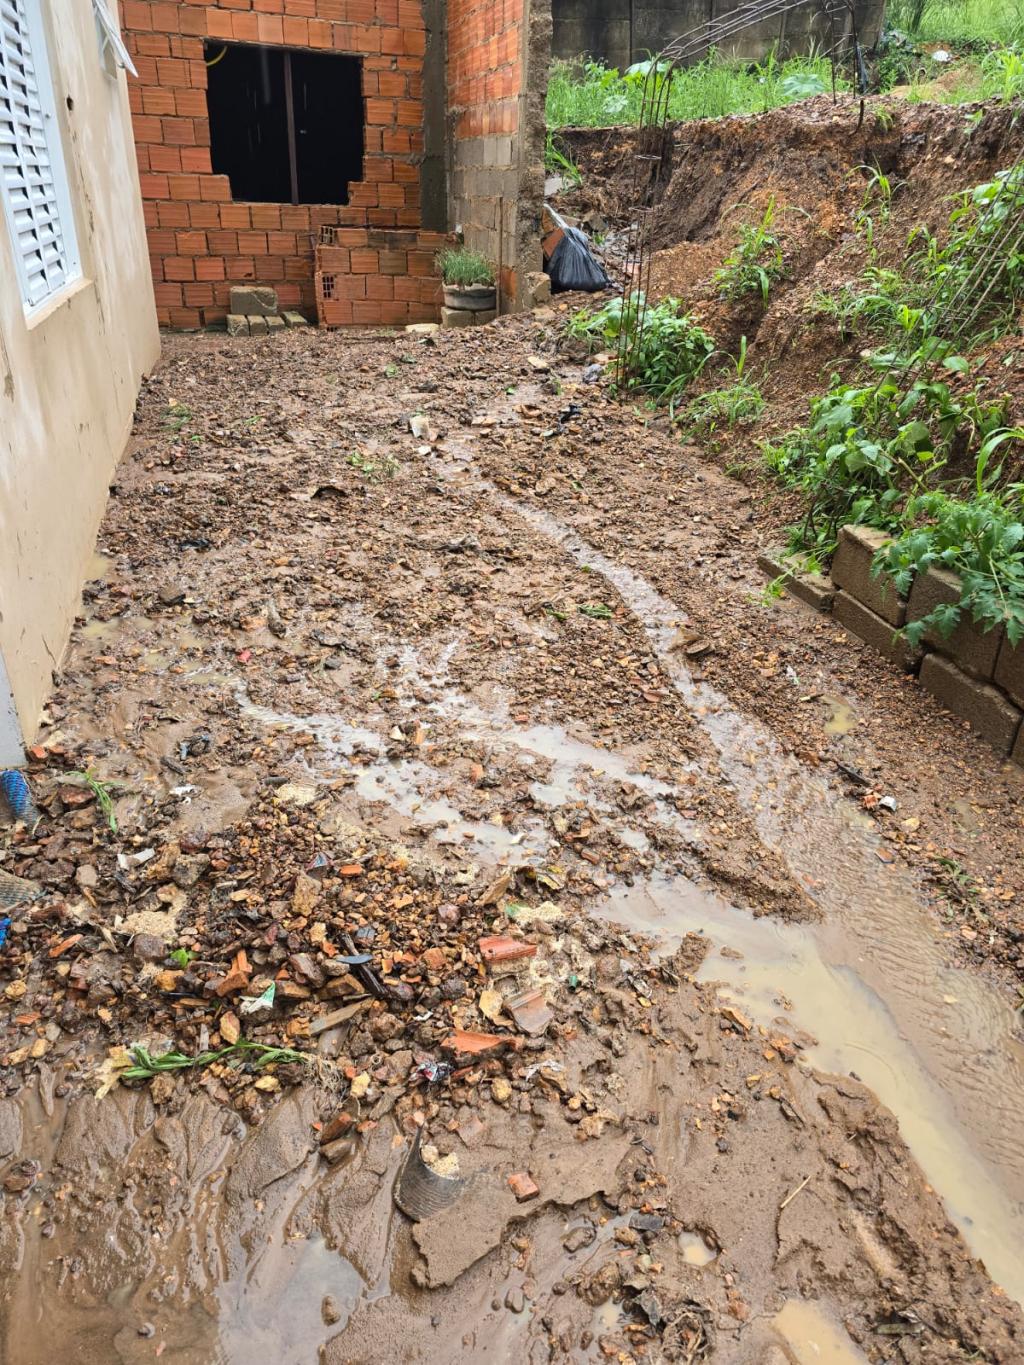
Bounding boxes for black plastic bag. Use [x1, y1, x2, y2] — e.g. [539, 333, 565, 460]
[548, 225, 612, 293]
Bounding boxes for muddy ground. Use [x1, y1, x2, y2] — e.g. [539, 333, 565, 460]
[2, 98, 1024, 1364]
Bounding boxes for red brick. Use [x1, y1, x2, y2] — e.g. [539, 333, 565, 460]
[169, 307, 202, 328]
[352, 299, 384, 324]
[183, 282, 214, 306]
[176, 230, 207, 254]
[236, 231, 268, 254]
[167, 173, 201, 199]
[200, 176, 232, 201]
[208, 229, 239, 253]
[139, 172, 170, 199]
[122, 0, 153, 30]
[219, 204, 251, 228]
[268, 231, 297, 254]
[195, 257, 226, 280]
[256, 13, 283, 40]
[179, 6, 208, 34]
[141, 89, 175, 116]
[180, 147, 212, 173]
[148, 144, 182, 172]
[249, 204, 281, 229]
[156, 57, 188, 84]
[156, 200, 190, 226]
[280, 205, 310, 229]
[231, 12, 259, 39]
[164, 256, 195, 281]
[206, 8, 234, 38]
[282, 15, 308, 42]
[175, 89, 207, 117]
[365, 273, 394, 300]
[162, 116, 197, 146]
[226, 256, 257, 278]
[153, 282, 183, 307]
[189, 202, 220, 227]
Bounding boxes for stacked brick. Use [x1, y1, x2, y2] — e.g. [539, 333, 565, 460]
[118, 0, 438, 328]
[314, 227, 445, 326]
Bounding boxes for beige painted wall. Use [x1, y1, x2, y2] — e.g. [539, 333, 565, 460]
[0, 0, 160, 755]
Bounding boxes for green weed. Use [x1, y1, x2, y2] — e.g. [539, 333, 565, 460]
[545, 131, 583, 188]
[714, 198, 787, 305]
[123, 1039, 310, 1081]
[546, 52, 842, 129]
[435, 246, 495, 287]
[566, 294, 715, 402]
[66, 770, 119, 834]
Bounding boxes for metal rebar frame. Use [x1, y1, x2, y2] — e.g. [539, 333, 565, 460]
[615, 0, 861, 386]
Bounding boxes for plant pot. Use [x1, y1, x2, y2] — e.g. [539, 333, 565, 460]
[443, 283, 497, 312]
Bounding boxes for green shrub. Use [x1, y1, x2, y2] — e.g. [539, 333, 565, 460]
[436, 247, 495, 287]
[714, 199, 787, 304]
[567, 294, 715, 402]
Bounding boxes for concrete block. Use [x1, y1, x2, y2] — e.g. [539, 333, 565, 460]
[833, 591, 922, 672]
[995, 636, 1024, 708]
[758, 549, 834, 613]
[831, 524, 905, 626]
[265, 315, 286, 331]
[441, 307, 497, 328]
[225, 314, 249, 337]
[406, 322, 440, 335]
[282, 311, 309, 328]
[919, 653, 1022, 755]
[907, 566, 1004, 680]
[1012, 722, 1024, 768]
[230, 285, 277, 316]
[247, 315, 268, 336]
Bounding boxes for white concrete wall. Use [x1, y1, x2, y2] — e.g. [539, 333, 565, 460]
[0, 0, 160, 753]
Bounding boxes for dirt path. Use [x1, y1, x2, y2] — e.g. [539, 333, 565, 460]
[1, 318, 1024, 1361]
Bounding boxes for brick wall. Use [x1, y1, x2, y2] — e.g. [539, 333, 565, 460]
[119, 0, 443, 327]
[446, 0, 549, 308]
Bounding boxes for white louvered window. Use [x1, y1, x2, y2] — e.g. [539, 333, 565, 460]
[0, 0, 79, 312]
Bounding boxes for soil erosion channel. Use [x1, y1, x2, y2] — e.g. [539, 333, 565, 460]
[435, 405, 1024, 1303]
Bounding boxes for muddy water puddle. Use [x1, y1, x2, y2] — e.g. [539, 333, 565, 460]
[432, 442, 1024, 1303]
[774, 1300, 868, 1363]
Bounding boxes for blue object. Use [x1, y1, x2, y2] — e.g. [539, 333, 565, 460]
[0, 770, 35, 821]
[0, 918, 11, 949]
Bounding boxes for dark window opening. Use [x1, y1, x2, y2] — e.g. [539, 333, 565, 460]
[204, 43, 364, 205]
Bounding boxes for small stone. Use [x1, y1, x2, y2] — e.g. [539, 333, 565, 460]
[132, 933, 166, 963]
[491, 1077, 512, 1105]
[420, 947, 447, 972]
[507, 1171, 539, 1202]
[563, 1222, 596, 1253]
[504, 1285, 525, 1313]
[321, 1295, 342, 1325]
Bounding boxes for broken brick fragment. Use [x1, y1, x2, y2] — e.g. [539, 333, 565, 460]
[478, 935, 537, 966]
[507, 1171, 539, 1202]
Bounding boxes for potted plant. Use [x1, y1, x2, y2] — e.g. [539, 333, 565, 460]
[436, 246, 497, 312]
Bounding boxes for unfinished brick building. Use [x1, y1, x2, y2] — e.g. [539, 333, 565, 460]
[118, 0, 550, 327]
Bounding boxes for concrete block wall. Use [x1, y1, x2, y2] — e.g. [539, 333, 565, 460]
[447, 0, 550, 309]
[552, 0, 886, 68]
[118, 0, 444, 327]
[811, 525, 1024, 766]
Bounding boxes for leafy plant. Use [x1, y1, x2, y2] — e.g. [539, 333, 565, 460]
[436, 246, 495, 288]
[682, 339, 765, 432]
[545, 131, 583, 188]
[764, 368, 1010, 558]
[714, 198, 787, 304]
[169, 947, 194, 969]
[123, 1039, 309, 1081]
[566, 293, 715, 402]
[874, 444, 1024, 644]
[66, 769, 119, 834]
[579, 602, 614, 618]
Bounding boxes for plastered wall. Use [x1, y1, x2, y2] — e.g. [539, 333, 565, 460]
[0, 0, 159, 750]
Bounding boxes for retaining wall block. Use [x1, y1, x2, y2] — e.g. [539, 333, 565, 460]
[757, 549, 834, 613]
[919, 653, 1022, 756]
[230, 285, 278, 316]
[833, 591, 922, 672]
[994, 636, 1024, 709]
[831, 525, 906, 626]
[907, 566, 1004, 681]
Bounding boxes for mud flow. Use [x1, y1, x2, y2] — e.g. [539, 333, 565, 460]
[3, 96, 1024, 1364]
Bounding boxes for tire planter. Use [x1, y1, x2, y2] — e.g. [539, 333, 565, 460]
[443, 283, 497, 312]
